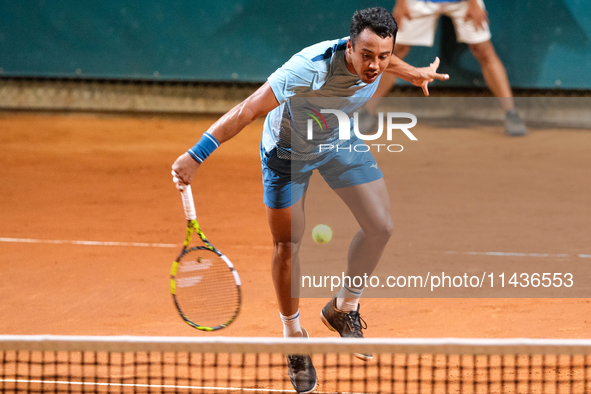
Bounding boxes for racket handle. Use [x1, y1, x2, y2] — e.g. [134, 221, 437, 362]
[180, 185, 198, 221]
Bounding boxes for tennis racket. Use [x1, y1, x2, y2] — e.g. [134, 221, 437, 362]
[170, 184, 241, 331]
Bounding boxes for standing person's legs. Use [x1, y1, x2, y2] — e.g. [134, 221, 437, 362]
[468, 40, 513, 109]
[450, 0, 527, 135]
[363, 0, 441, 117]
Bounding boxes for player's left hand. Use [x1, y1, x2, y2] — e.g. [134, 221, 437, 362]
[412, 57, 449, 96]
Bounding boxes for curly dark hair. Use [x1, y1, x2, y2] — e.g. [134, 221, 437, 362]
[350, 7, 398, 48]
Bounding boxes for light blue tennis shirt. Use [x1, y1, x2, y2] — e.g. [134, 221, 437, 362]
[263, 37, 382, 160]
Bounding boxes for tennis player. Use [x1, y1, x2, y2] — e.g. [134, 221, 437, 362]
[173, 7, 448, 393]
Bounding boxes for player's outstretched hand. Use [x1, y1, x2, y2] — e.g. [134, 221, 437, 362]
[172, 152, 201, 191]
[411, 57, 449, 96]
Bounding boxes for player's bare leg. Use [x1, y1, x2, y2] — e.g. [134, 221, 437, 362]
[469, 40, 527, 136]
[320, 178, 393, 361]
[266, 194, 306, 337]
[334, 178, 394, 293]
[268, 195, 317, 393]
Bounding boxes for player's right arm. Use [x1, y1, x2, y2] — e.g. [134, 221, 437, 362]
[172, 82, 280, 188]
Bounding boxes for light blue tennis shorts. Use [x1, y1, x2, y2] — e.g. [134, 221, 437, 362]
[261, 138, 384, 209]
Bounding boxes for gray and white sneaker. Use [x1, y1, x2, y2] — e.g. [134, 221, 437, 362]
[505, 109, 527, 136]
[286, 329, 317, 393]
[320, 297, 372, 361]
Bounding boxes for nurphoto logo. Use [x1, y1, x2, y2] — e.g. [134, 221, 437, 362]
[305, 109, 417, 153]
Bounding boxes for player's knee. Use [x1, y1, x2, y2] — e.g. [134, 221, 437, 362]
[273, 240, 299, 262]
[380, 217, 395, 239]
[365, 217, 394, 242]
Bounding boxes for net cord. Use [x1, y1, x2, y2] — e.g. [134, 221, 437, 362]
[2, 336, 591, 356]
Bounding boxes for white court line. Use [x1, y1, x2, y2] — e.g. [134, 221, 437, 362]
[446, 251, 589, 259]
[0, 237, 177, 248]
[0, 379, 286, 392]
[0, 379, 339, 394]
[234, 244, 273, 250]
[0, 237, 273, 250]
[0, 237, 584, 257]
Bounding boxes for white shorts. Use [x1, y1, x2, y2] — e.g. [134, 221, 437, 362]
[395, 0, 492, 46]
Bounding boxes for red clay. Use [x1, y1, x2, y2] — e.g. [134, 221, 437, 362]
[0, 112, 590, 339]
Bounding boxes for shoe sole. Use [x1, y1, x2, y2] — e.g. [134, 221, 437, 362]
[505, 125, 527, 136]
[302, 383, 318, 394]
[287, 361, 317, 393]
[320, 310, 373, 362]
[506, 131, 527, 136]
[289, 329, 317, 394]
[291, 381, 317, 394]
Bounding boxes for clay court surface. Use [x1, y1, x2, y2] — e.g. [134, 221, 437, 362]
[1, 112, 590, 339]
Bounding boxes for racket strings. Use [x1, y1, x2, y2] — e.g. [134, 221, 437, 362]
[174, 249, 240, 328]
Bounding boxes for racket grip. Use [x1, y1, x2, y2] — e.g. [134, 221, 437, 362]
[180, 185, 198, 221]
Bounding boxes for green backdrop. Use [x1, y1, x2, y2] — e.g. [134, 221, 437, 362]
[0, 0, 589, 88]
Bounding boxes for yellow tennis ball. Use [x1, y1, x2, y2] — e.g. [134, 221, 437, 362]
[312, 224, 332, 244]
